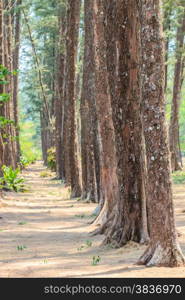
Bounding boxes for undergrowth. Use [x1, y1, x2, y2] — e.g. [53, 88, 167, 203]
[0, 165, 25, 192]
[172, 171, 185, 184]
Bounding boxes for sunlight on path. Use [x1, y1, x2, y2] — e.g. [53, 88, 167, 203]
[0, 161, 185, 278]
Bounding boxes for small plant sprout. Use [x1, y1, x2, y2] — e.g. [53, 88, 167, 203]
[75, 214, 86, 219]
[17, 245, 27, 251]
[77, 245, 85, 251]
[86, 240, 92, 247]
[92, 256, 101, 266]
[77, 240, 93, 251]
[18, 221, 27, 225]
[43, 259, 48, 264]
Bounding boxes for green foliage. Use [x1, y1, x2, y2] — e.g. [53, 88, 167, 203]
[19, 155, 37, 169]
[19, 119, 41, 163]
[0, 93, 10, 105]
[0, 116, 15, 129]
[0, 166, 25, 192]
[0, 65, 11, 83]
[47, 147, 56, 171]
[19, 155, 31, 169]
[0, 65, 16, 140]
[172, 171, 185, 184]
[0, 65, 18, 85]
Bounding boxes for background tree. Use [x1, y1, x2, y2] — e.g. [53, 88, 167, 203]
[55, 0, 66, 180]
[12, 0, 22, 165]
[169, 1, 185, 171]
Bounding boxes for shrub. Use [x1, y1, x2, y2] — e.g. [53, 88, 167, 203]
[19, 155, 30, 169]
[172, 171, 185, 184]
[19, 155, 37, 169]
[0, 165, 25, 192]
[47, 147, 56, 171]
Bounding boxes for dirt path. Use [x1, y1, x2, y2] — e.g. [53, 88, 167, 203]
[0, 161, 185, 278]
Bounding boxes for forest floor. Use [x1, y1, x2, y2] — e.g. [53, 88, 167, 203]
[0, 161, 185, 278]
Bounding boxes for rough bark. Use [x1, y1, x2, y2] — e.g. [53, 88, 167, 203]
[139, 0, 185, 267]
[12, 0, 22, 165]
[75, 71, 82, 189]
[65, 0, 81, 197]
[169, 4, 185, 172]
[91, 0, 119, 230]
[3, 0, 16, 168]
[55, 8, 66, 179]
[80, 0, 99, 202]
[0, 0, 4, 175]
[101, 0, 149, 246]
[163, 3, 172, 92]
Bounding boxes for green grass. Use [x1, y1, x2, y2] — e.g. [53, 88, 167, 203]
[172, 171, 185, 184]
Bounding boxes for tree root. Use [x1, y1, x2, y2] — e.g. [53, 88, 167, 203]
[138, 242, 185, 267]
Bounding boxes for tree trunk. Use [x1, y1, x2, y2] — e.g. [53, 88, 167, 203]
[163, 3, 172, 92]
[139, 0, 185, 267]
[91, 0, 119, 230]
[169, 4, 185, 172]
[12, 0, 22, 165]
[0, 0, 5, 175]
[3, 0, 16, 168]
[65, 0, 81, 198]
[80, 0, 101, 203]
[102, 0, 149, 246]
[55, 7, 66, 179]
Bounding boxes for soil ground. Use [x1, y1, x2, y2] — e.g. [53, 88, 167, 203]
[0, 161, 185, 278]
